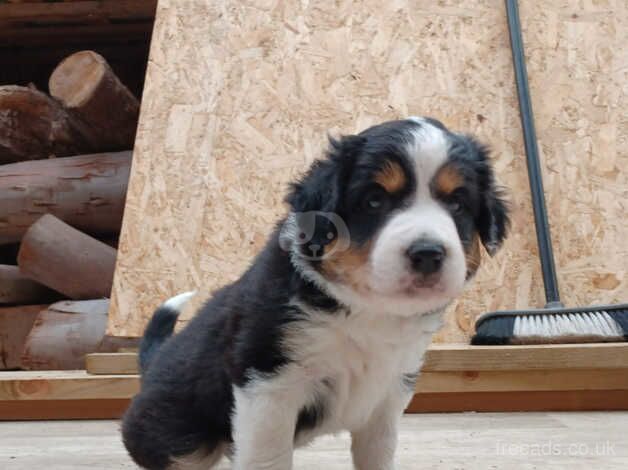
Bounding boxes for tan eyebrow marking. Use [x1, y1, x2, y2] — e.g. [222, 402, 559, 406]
[433, 162, 464, 195]
[374, 160, 407, 193]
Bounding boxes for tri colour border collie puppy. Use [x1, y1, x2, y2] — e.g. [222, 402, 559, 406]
[122, 117, 509, 470]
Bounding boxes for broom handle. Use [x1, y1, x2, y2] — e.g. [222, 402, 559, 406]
[505, 0, 562, 305]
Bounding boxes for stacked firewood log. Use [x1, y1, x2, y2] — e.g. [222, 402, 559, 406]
[0, 51, 138, 370]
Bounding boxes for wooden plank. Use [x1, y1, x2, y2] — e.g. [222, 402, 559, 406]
[86, 350, 628, 394]
[0, 370, 138, 400]
[406, 390, 628, 413]
[2, 378, 627, 419]
[416, 368, 628, 393]
[87, 343, 628, 375]
[0, 398, 130, 420]
[86, 343, 628, 372]
[422, 343, 628, 371]
[86, 352, 138, 375]
[1, 363, 627, 419]
[3, 340, 627, 419]
[2, 390, 627, 418]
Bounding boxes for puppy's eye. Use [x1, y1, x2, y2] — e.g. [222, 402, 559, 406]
[445, 188, 469, 214]
[448, 201, 462, 213]
[368, 198, 382, 209]
[362, 188, 388, 212]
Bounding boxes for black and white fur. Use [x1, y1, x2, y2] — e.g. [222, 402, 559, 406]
[122, 117, 509, 470]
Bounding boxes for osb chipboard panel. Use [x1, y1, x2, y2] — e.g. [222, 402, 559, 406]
[440, 0, 628, 341]
[108, 0, 627, 340]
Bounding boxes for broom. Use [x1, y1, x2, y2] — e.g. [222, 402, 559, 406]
[471, 0, 628, 345]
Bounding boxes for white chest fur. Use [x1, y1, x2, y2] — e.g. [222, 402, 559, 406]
[286, 306, 445, 440]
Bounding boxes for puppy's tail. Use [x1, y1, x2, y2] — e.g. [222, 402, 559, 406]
[138, 291, 196, 373]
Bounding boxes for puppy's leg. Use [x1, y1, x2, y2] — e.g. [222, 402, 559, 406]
[231, 374, 306, 470]
[350, 381, 414, 470]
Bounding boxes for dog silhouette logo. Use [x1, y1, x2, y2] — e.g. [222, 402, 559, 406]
[280, 211, 350, 260]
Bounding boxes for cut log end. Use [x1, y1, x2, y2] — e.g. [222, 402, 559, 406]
[49, 50, 140, 150]
[49, 51, 108, 108]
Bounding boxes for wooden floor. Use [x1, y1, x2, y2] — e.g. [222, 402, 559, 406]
[1, 412, 627, 469]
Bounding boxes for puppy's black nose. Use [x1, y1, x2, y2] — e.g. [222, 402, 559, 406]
[308, 243, 321, 256]
[406, 240, 446, 275]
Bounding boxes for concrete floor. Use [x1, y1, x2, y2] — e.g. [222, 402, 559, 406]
[1, 413, 627, 469]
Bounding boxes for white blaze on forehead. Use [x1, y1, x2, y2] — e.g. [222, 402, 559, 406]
[406, 117, 450, 196]
[364, 116, 467, 313]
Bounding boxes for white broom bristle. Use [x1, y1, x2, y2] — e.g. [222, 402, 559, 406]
[513, 310, 624, 342]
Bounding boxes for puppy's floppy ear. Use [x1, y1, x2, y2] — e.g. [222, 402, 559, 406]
[473, 143, 510, 256]
[286, 134, 364, 214]
[285, 135, 363, 254]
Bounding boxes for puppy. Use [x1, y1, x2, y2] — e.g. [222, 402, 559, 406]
[122, 117, 509, 470]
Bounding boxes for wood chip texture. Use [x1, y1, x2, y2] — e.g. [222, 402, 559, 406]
[108, 0, 628, 340]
